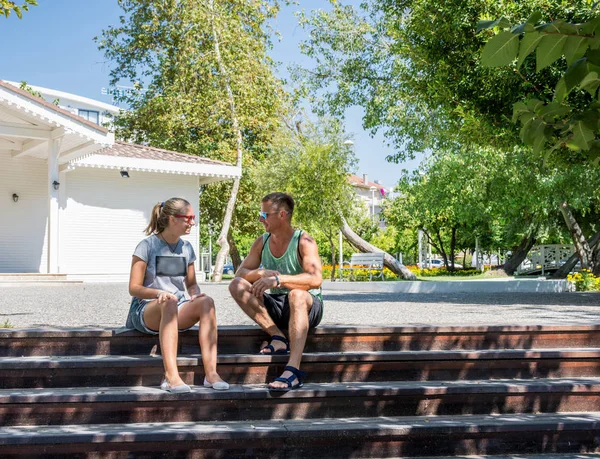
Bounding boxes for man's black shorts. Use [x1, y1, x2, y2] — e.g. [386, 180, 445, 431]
[262, 292, 323, 330]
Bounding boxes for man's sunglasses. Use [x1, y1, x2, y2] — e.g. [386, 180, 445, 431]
[259, 211, 276, 220]
[259, 210, 290, 220]
[175, 214, 196, 223]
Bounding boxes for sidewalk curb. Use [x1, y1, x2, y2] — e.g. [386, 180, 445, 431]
[322, 279, 570, 294]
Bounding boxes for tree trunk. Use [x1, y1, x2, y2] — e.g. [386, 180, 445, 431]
[328, 233, 337, 281]
[227, 228, 242, 271]
[341, 217, 416, 280]
[502, 230, 537, 275]
[593, 245, 600, 276]
[560, 201, 594, 270]
[449, 226, 457, 271]
[209, 0, 243, 282]
[550, 231, 600, 279]
[434, 229, 449, 270]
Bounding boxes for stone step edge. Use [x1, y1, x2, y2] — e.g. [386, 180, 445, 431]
[2, 323, 600, 339]
[389, 455, 600, 459]
[2, 412, 600, 445]
[2, 348, 600, 369]
[2, 378, 600, 404]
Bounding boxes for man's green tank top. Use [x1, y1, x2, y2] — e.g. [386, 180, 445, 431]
[261, 229, 321, 297]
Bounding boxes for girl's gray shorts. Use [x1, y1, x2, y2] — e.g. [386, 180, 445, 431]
[126, 297, 194, 335]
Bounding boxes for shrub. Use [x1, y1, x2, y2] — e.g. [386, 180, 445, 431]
[568, 270, 600, 292]
[322, 264, 399, 281]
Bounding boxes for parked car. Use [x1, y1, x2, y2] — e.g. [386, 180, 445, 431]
[223, 263, 235, 275]
[422, 259, 463, 269]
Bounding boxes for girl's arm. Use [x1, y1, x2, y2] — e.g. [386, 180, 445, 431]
[129, 256, 174, 299]
[185, 263, 203, 299]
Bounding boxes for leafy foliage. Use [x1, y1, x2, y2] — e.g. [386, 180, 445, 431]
[253, 118, 360, 270]
[97, 0, 286, 253]
[479, 11, 600, 164]
[568, 269, 600, 291]
[297, 1, 594, 162]
[0, 0, 36, 19]
[254, 118, 359, 234]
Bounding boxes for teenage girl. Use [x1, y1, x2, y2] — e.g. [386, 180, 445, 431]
[127, 197, 228, 392]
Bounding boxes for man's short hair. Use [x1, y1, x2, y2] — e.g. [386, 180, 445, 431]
[262, 192, 294, 215]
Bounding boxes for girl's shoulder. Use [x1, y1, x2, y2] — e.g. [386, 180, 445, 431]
[182, 239, 195, 252]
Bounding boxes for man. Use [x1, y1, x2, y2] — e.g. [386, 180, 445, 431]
[229, 192, 323, 391]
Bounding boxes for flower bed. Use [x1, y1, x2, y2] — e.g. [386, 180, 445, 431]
[568, 269, 600, 291]
[322, 264, 485, 280]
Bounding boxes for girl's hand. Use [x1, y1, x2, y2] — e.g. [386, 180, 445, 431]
[190, 293, 206, 301]
[156, 291, 177, 303]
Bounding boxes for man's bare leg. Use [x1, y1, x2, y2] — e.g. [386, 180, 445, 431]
[269, 289, 312, 390]
[229, 277, 287, 352]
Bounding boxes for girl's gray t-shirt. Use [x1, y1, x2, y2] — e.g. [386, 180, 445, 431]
[133, 234, 196, 301]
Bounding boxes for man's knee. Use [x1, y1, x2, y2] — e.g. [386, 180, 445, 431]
[288, 289, 311, 311]
[229, 277, 249, 298]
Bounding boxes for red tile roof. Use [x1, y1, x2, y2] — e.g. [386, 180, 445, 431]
[96, 141, 232, 166]
[348, 174, 386, 190]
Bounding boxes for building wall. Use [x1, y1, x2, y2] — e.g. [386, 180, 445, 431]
[54, 97, 115, 126]
[353, 186, 386, 227]
[60, 168, 199, 275]
[0, 152, 49, 273]
[6, 82, 119, 127]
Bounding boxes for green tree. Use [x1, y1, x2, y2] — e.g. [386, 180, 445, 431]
[297, 0, 593, 160]
[298, 0, 598, 275]
[479, 12, 600, 164]
[479, 12, 600, 274]
[255, 117, 416, 279]
[386, 146, 591, 274]
[254, 118, 357, 280]
[98, 0, 285, 279]
[0, 0, 36, 19]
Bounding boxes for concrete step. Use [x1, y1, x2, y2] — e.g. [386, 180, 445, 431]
[1, 378, 600, 427]
[392, 455, 600, 459]
[0, 274, 76, 284]
[2, 412, 600, 458]
[2, 324, 600, 356]
[1, 349, 600, 389]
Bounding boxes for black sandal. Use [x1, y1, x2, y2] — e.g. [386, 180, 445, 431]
[259, 335, 290, 355]
[269, 365, 306, 392]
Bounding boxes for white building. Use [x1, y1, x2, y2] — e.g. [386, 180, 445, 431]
[348, 174, 389, 227]
[0, 80, 240, 279]
[6, 81, 119, 127]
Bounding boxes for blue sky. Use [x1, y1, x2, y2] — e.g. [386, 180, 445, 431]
[1, 0, 420, 188]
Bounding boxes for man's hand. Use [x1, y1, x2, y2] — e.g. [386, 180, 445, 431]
[251, 275, 278, 298]
[258, 269, 279, 278]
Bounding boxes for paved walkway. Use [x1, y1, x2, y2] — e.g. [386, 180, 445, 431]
[1, 282, 599, 328]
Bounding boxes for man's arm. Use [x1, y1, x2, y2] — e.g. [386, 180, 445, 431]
[278, 232, 322, 290]
[235, 236, 279, 283]
[249, 232, 322, 298]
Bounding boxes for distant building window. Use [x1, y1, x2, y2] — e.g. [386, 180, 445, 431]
[78, 109, 99, 124]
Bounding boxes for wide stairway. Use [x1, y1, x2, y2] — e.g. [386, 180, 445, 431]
[1, 324, 600, 458]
